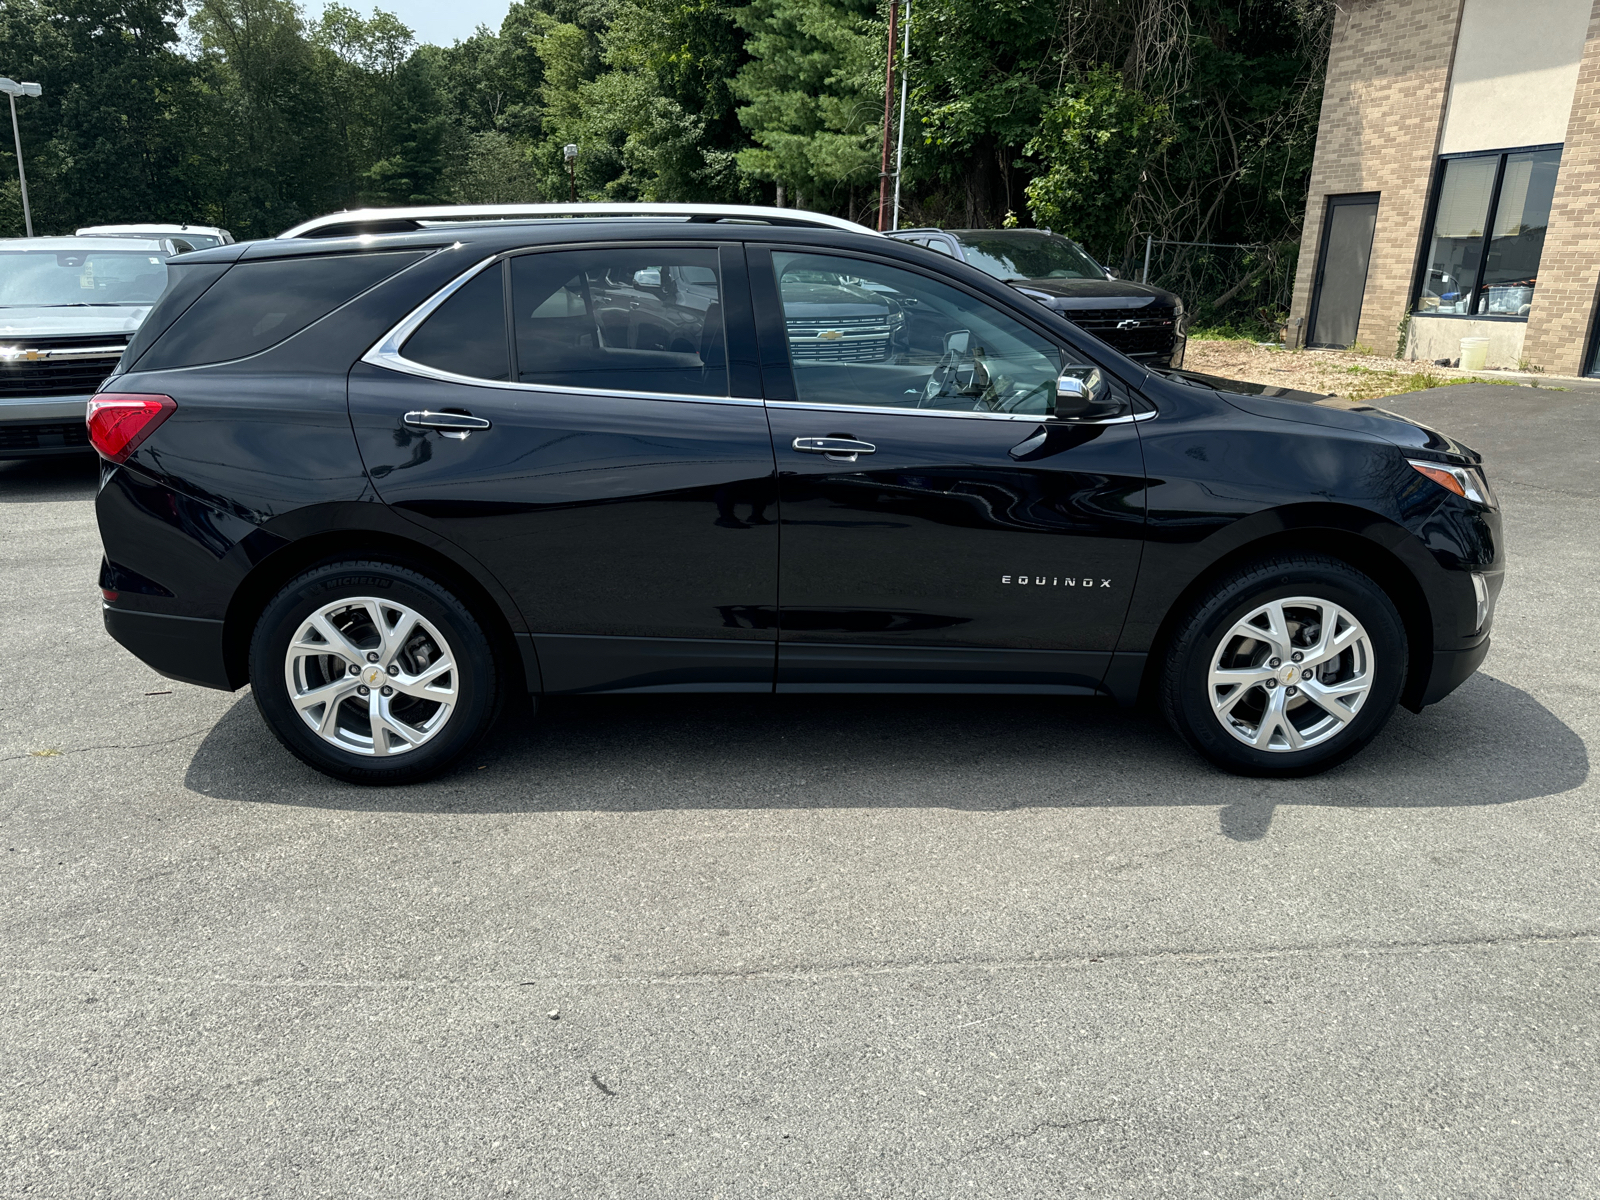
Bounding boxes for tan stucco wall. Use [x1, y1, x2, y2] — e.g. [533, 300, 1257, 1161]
[1439, 0, 1591, 154]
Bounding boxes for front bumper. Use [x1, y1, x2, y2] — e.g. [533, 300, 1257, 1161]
[0, 394, 94, 458]
[103, 604, 234, 691]
[1410, 635, 1492, 711]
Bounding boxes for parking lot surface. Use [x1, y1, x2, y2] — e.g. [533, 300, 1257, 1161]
[2, 382, 1596, 1197]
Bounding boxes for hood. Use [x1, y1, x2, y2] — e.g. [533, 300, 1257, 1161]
[1161, 368, 1482, 463]
[0, 305, 151, 339]
[1008, 278, 1181, 310]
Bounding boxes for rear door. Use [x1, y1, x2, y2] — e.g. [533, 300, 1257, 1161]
[348, 241, 779, 694]
[750, 246, 1148, 692]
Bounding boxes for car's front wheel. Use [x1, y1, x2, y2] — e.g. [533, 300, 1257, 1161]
[248, 560, 503, 784]
[1161, 555, 1407, 777]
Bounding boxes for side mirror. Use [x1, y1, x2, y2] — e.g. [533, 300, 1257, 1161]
[633, 268, 662, 289]
[1050, 366, 1129, 420]
[944, 329, 971, 356]
[1105, 268, 1119, 280]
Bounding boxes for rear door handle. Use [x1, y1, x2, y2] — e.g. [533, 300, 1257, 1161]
[792, 436, 876, 462]
[404, 410, 492, 440]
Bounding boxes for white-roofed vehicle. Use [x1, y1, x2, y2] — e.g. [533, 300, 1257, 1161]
[1, 236, 178, 458]
[76, 223, 235, 253]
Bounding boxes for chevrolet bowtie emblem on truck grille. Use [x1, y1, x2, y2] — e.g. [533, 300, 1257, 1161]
[818, 330, 844, 340]
[1116, 319, 1141, 330]
[1002, 575, 1112, 587]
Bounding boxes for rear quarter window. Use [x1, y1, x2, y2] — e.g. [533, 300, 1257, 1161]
[133, 251, 428, 371]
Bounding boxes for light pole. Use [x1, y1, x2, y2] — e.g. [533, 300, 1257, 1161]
[0, 77, 41, 237]
[563, 143, 578, 203]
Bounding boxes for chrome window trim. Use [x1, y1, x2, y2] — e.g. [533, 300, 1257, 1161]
[361, 252, 763, 409]
[766, 399, 1156, 425]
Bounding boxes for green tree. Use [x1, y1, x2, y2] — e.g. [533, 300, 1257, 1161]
[1023, 67, 1170, 261]
[730, 0, 881, 217]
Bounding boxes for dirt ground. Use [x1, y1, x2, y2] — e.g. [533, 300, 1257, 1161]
[1183, 337, 1553, 402]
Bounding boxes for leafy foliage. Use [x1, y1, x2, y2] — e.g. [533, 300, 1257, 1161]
[0, 0, 1335, 323]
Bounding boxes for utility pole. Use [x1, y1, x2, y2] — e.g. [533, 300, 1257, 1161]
[876, 0, 899, 231]
[564, 143, 578, 203]
[0, 78, 41, 238]
[891, 0, 911, 231]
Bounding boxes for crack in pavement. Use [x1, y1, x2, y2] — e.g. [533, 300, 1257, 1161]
[5, 929, 1596, 994]
[0, 725, 214, 765]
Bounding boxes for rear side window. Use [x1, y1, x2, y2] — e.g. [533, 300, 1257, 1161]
[402, 265, 510, 381]
[135, 251, 427, 371]
[118, 262, 229, 372]
[508, 247, 727, 396]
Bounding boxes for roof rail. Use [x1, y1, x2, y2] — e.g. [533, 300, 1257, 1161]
[278, 203, 882, 240]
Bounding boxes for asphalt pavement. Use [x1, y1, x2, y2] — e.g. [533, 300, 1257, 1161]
[1, 381, 1596, 1197]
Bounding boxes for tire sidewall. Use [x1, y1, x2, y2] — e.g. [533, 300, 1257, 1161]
[1171, 561, 1406, 776]
[249, 562, 499, 784]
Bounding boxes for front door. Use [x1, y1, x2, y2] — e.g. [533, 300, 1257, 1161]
[1308, 193, 1380, 349]
[750, 247, 1147, 692]
[349, 242, 779, 693]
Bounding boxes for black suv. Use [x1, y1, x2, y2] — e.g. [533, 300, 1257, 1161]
[90, 203, 1501, 784]
[888, 227, 1186, 367]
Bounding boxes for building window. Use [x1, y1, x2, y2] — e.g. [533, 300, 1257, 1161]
[1416, 147, 1561, 318]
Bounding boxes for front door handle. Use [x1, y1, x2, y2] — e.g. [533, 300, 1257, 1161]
[404, 410, 492, 440]
[792, 436, 876, 462]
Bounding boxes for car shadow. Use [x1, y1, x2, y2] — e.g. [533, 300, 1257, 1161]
[0, 455, 99, 502]
[183, 672, 1587, 841]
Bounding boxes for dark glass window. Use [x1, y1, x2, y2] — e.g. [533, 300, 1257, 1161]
[139, 251, 427, 370]
[509, 248, 727, 396]
[1416, 148, 1560, 318]
[402, 264, 510, 380]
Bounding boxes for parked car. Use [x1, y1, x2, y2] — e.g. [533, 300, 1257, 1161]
[77, 223, 235, 253]
[90, 203, 1500, 784]
[888, 227, 1186, 368]
[1, 236, 177, 459]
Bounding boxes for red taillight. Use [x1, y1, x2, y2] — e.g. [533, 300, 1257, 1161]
[86, 393, 177, 463]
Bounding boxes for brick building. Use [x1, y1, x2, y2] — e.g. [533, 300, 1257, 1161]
[1288, 0, 1600, 376]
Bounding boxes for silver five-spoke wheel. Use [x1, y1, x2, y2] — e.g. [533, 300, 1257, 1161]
[1207, 595, 1373, 753]
[284, 596, 458, 757]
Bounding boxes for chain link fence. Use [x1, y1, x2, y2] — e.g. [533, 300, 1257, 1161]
[1124, 237, 1300, 336]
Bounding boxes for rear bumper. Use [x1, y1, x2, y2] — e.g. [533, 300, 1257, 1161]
[103, 604, 235, 691]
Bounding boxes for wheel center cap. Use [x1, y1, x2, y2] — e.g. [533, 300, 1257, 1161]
[1281, 664, 1299, 685]
[363, 666, 386, 687]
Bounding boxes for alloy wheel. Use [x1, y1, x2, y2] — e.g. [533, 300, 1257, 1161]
[1207, 595, 1374, 753]
[283, 596, 458, 756]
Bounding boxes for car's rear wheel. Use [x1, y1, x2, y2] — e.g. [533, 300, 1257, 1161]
[249, 560, 502, 784]
[1160, 555, 1407, 777]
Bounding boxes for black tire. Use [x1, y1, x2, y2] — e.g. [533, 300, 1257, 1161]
[248, 559, 503, 785]
[1160, 555, 1407, 777]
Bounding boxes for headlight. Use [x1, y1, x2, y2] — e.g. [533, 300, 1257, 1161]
[1407, 459, 1497, 509]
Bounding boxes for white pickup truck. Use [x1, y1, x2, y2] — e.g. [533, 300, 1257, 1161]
[0, 236, 177, 459]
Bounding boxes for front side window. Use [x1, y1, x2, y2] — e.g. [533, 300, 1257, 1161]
[509, 248, 728, 396]
[1417, 148, 1560, 317]
[772, 251, 1071, 413]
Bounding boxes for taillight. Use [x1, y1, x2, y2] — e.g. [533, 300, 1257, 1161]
[86, 394, 177, 463]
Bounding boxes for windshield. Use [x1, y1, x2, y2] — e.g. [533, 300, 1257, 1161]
[954, 232, 1107, 282]
[0, 250, 169, 307]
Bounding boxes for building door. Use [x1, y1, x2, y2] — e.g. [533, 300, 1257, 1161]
[1308, 193, 1379, 349]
